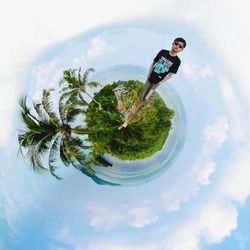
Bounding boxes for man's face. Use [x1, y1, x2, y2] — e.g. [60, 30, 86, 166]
[172, 41, 184, 53]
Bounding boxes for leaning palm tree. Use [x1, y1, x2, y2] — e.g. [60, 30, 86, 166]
[59, 67, 102, 109]
[18, 88, 93, 179]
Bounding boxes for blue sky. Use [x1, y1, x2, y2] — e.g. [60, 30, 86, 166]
[1, 1, 250, 250]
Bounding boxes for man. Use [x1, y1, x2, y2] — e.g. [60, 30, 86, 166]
[139, 37, 186, 102]
[121, 37, 186, 128]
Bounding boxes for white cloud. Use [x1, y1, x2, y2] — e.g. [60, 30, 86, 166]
[73, 36, 116, 67]
[161, 182, 197, 212]
[217, 146, 250, 203]
[160, 199, 237, 250]
[202, 116, 229, 149]
[190, 116, 229, 186]
[84, 203, 124, 229]
[53, 223, 161, 250]
[129, 207, 158, 228]
[83, 197, 237, 250]
[32, 59, 62, 101]
[193, 1, 250, 104]
[0, 77, 19, 147]
[31, 35, 115, 102]
[161, 116, 229, 211]
[193, 161, 216, 185]
[198, 200, 237, 243]
[82, 198, 237, 250]
[163, 224, 200, 250]
[83, 202, 159, 230]
[218, 74, 249, 142]
[161, 149, 250, 250]
[182, 63, 214, 81]
[160, 143, 250, 250]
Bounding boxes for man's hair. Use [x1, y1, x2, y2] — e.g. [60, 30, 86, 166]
[174, 37, 186, 48]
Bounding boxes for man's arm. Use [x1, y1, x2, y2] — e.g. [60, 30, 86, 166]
[159, 72, 174, 84]
[147, 61, 155, 79]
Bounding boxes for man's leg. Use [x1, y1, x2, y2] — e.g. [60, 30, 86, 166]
[139, 79, 153, 101]
[139, 80, 160, 101]
[133, 80, 159, 114]
[121, 81, 159, 128]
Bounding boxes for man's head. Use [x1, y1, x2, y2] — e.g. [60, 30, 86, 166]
[172, 37, 186, 52]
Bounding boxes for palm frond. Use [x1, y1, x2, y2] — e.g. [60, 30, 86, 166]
[62, 69, 80, 87]
[59, 90, 80, 122]
[27, 131, 56, 170]
[19, 96, 40, 124]
[48, 134, 62, 179]
[71, 126, 91, 135]
[65, 107, 85, 124]
[25, 144, 48, 172]
[78, 67, 82, 83]
[59, 86, 73, 93]
[64, 136, 89, 166]
[59, 89, 78, 103]
[68, 136, 89, 149]
[20, 111, 39, 130]
[19, 96, 30, 114]
[81, 68, 95, 85]
[42, 89, 60, 126]
[19, 117, 58, 171]
[33, 102, 49, 123]
[60, 139, 71, 167]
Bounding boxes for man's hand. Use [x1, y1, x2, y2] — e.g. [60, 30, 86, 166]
[160, 72, 174, 84]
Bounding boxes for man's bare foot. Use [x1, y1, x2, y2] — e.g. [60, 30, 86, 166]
[118, 121, 128, 130]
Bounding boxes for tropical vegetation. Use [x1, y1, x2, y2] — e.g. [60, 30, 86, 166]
[18, 67, 175, 179]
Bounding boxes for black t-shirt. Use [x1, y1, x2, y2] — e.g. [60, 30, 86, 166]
[148, 50, 181, 84]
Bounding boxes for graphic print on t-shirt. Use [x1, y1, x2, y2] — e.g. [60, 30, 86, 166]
[153, 56, 173, 74]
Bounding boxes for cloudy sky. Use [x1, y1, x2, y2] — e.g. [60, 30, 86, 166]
[1, 0, 250, 250]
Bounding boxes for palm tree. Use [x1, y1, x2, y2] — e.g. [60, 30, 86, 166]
[18, 88, 93, 179]
[59, 67, 102, 109]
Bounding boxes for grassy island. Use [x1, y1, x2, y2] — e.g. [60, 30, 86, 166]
[85, 80, 175, 160]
